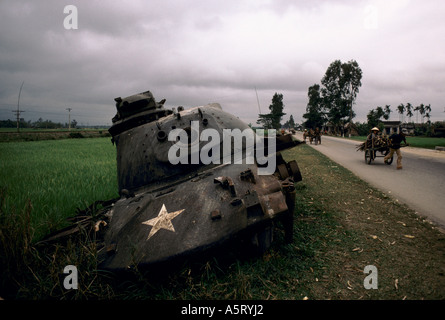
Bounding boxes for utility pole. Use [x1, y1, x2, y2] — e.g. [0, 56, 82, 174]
[12, 81, 25, 133]
[66, 108, 72, 130]
[348, 83, 353, 138]
[254, 86, 261, 114]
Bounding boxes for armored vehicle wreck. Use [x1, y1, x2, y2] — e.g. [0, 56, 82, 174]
[101, 90, 304, 271]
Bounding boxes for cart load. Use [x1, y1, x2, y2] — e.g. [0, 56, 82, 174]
[356, 136, 391, 152]
[356, 136, 394, 165]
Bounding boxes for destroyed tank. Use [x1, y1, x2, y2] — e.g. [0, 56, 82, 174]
[101, 90, 304, 271]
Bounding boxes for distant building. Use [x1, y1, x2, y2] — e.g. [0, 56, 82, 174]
[381, 121, 401, 136]
[344, 122, 359, 136]
[322, 122, 335, 135]
[321, 122, 358, 136]
[381, 121, 417, 136]
[401, 123, 416, 135]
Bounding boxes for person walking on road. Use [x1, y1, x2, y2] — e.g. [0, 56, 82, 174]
[384, 131, 407, 169]
[303, 129, 308, 142]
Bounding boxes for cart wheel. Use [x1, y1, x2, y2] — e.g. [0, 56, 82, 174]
[365, 150, 372, 164]
[385, 156, 394, 165]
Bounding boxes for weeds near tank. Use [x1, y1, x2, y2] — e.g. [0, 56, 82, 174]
[0, 186, 116, 299]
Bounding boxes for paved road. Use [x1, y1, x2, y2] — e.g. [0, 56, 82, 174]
[294, 132, 445, 228]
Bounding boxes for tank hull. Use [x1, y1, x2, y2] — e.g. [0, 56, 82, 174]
[102, 162, 292, 270]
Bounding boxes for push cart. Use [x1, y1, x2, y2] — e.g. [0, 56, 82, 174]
[364, 142, 393, 165]
[357, 137, 393, 165]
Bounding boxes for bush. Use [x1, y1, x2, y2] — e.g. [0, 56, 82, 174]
[355, 122, 370, 136]
[432, 122, 445, 138]
[69, 132, 84, 139]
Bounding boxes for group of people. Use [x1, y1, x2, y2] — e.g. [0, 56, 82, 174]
[303, 128, 322, 145]
[367, 127, 407, 169]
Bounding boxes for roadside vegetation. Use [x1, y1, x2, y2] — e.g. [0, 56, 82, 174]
[1, 138, 444, 299]
[0, 128, 111, 142]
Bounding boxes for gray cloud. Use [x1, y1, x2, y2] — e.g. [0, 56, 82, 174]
[1, 0, 444, 126]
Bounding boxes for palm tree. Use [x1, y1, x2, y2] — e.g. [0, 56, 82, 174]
[405, 103, 413, 122]
[397, 103, 405, 122]
[424, 104, 432, 124]
[414, 105, 420, 123]
[383, 105, 391, 120]
[418, 104, 426, 124]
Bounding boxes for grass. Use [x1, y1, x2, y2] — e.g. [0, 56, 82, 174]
[284, 146, 445, 299]
[404, 136, 445, 149]
[346, 135, 445, 149]
[0, 137, 118, 241]
[1, 139, 444, 300]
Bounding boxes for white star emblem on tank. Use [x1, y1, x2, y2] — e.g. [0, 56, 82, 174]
[142, 204, 185, 240]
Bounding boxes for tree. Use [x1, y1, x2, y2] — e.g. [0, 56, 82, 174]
[424, 104, 431, 124]
[367, 106, 391, 128]
[355, 121, 371, 136]
[418, 103, 426, 123]
[414, 104, 420, 123]
[367, 109, 379, 128]
[257, 92, 286, 129]
[303, 84, 325, 129]
[383, 105, 392, 120]
[320, 59, 362, 134]
[397, 104, 405, 122]
[288, 115, 295, 128]
[256, 114, 274, 129]
[405, 103, 413, 122]
[283, 114, 296, 129]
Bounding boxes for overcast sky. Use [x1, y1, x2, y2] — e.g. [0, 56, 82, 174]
[1, 0, 444, 127]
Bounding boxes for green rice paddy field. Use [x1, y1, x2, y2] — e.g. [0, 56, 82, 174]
[0, 137, 118, 241]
